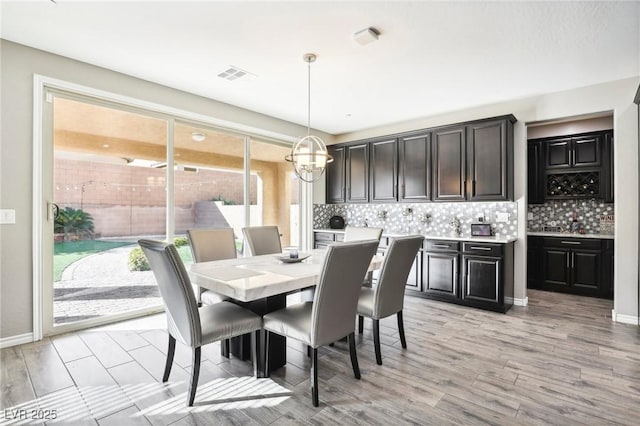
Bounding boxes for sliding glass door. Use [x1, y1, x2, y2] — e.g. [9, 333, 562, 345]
[41, 91, 298, 336]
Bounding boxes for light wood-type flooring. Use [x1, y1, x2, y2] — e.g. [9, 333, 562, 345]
[2, 290, 640, 425]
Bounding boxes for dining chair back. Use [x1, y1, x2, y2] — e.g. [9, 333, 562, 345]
[138, 239, 262, 406]
[187, 228, 237, 263]
[343, 226, 383, 242]
[357, 235, 423, 365]
[242, 226, 282, 256]
[262, 239, 379, 406]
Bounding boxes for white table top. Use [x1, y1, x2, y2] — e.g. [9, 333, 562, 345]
[190, 249, 383, 302]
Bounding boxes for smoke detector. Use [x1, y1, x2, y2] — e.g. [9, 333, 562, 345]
[353, 27, 380, 45]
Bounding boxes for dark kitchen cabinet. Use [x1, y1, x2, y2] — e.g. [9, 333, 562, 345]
[432, 125, 466, 201]
[326, 146, 345, 203]
[602, 132, 614, 203]
[422, 251, 459, 299]
[399, 132, 431, 202]
[527, 236, 542, 288]
[535, 237, 611, 298]
[405, 252, 422, 291]
[545, 135, 600, 169]
[527, 141, 544, 204]
[346, 143, 369, 203]
[369, 138, 398, 202]
[467, 119, 513, 201]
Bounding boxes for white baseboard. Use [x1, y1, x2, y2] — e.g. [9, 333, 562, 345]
[611, 310, 640, 325]
[505, 297, 528, 307]
[0, 332, 34, 349]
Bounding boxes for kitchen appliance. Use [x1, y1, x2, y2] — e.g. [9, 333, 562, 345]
[471, 223, 492, 237]
[329, 215, 345, 229]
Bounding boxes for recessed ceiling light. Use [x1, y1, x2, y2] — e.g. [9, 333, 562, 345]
[191, 132, 206, 142]
[102, 144, 109, 148]
[345, 113, 352, 117]
[353, 27, 380, 45]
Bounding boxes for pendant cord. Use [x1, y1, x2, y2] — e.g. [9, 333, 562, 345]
[307, 58, 311, 137]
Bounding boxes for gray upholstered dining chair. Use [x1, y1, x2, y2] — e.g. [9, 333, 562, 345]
[242, 225, 282, 256]
[187, 228, 237, 305]
[357, 235, 424, 365]
[344, 226, 383, 287]
[262, 239, 379, 407]
[138, 239, 262, 407]
[343, 226, 383, 242]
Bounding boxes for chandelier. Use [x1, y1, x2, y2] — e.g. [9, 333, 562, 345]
[285, 53, 333, 183]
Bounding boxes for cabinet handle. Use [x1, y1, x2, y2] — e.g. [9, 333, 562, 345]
[472, 180, 476, 196]
[571, 253, 574, 269]
[432, 244, 451, 249]
[469, 246, 492, 251]
[402, 184, 405, 198]
[567, 254, 570, 269]
[561, 241, 581, 245]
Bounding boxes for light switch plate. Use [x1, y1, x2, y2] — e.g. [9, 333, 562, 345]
[527, 212, 534, 220]
[496, 212, 509, 223]
[0, 209, 16, 224]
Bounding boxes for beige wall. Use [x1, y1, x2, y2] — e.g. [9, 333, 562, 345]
[326, 77, 640, 321]
[527, 115, 614, 139]
[0, 40, 333, 339]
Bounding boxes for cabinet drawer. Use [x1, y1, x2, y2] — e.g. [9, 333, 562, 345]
[462, 242, 502, 256]
[425, 240, 459, 252]
[335, 233, 345, 242]
[314, 232, 335, 242]
[543, 237, 601, 250]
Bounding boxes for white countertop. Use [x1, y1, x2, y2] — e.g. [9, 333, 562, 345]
[527, 231, 614, 240]
[314, 229, 517, 244]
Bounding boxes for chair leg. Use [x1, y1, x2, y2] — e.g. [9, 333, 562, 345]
[187, 347, 201, 407]
[264, 331, 271, 374]
[358, 315, 364, 334]
[373, 319, 382, 365]
[347, 332, 361, 379]
[310, 347, 319, 407]
[397, 310, 407, 349]
[307, 345, 311, 358]
[162, 335, 176, 382]
[221, 338, 230, 358]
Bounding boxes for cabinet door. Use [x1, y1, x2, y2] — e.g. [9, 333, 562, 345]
[542, 247, 570, 287]
[346, 143, 369, 203]
[462, 255, 500, 304]
[571, 250, 600, 292]
[467, 120, 509, 201]
[602, 132, 614, 203]
[527, 237, 541, 288]
[370, 138, 398, 202]
[527, 141, 544, 204]
[432, 126, 466, 201]
[545, 138, 572, 169]
[399, 132, 431, 202]
[326, 146, 345, 203]
[405, 254, 421, 290]
[572, 135, 600, 167]
[422, 252, 458, 298]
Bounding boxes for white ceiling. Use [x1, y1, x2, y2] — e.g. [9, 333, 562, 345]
[1, 1, 639, 135]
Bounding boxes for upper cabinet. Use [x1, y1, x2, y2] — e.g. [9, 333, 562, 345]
[467, 119, 513, 201]
[528, 130, 613, 202]
[546, 134, 601, 169]
[325, 114, 516, 204]
[345, 143, 369, 203]
[399, 132, 431, 202]
[432, 125, 467, 201]
[369, 138, 398, 203]
[326, 145, 345, 203]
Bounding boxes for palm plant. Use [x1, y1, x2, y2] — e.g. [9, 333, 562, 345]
[54, 207, 95, 240]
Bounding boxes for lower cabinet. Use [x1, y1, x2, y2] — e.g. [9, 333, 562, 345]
[314, 231, 515, 313]
[527, 236, 613, 299]
[418, 240, 514, 313]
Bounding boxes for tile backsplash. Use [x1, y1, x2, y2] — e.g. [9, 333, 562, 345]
[313, 202, 518, 239]
[527, 200, 614, 234]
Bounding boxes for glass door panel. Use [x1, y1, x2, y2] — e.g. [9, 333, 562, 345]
[249, 139, 300, 249]
[49, 96, 166, 331]
[173, 122, 247, 262]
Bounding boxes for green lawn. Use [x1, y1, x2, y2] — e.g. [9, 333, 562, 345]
[54, 239, 195, 282]
[54, 240, 134, 281]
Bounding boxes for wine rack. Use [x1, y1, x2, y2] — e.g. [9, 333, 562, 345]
[546, 171, 600, 198]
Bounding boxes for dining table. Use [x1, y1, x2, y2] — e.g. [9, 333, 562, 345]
[189, 248, 383, 377]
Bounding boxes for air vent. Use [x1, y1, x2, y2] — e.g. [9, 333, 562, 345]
[217, 66, 255, 81]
